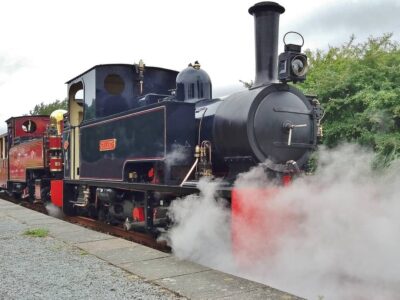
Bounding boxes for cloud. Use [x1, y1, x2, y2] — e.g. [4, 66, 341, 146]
[292, 0, 400, 48]
[0, 123, 6, 134]
[0, 55, 27, 86]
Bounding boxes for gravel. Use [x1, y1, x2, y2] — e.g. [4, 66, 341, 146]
[0, 216, 183, 300]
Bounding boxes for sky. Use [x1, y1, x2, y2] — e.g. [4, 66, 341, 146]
[0, 0, 399, 132]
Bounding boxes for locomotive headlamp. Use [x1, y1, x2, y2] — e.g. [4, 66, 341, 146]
[291, 55, 308, 77]
[278, 32, 308, 83]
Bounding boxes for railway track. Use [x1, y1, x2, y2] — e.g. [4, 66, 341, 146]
[0, 193, 170, 252]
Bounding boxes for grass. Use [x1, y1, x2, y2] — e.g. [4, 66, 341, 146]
[23, 228, 49, 238]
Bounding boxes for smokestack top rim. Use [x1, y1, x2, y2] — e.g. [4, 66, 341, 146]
[248, 1, 285, 15]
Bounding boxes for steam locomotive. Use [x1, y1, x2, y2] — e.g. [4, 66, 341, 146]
[0, 114, 65, 201]
[1, 2, 322, 234]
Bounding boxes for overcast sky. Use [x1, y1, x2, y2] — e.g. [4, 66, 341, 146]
[1, 0, 399, 132]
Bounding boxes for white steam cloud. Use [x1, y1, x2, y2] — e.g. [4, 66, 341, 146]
[166, 144, 400, 299]
[165, 179, 234, 270]
[45, 202, 64, 219]
[164, 144, 190, 168]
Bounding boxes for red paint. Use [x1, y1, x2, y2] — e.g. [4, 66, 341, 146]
[148, 168, 154, 178]
[99, 138, 117, 151]
[48, 136, 62, 150]
[49, 156, 63, 172]
[148, 168, 161, 184]
[9, 139, 44, 181]
[0, 158, 8, 188]
[14, 116, 50, 138]
[51, 180, 63, 207]
[231, 185, 296, 266]
[282, 174, 292, 186]
[132, 207, 145, 222]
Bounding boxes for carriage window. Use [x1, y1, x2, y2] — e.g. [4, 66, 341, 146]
[22, 120, 37, 133]
[104, 74, 125, 95]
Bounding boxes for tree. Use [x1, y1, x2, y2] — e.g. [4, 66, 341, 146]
[299, 34, 400, 166]
[29, 99, 68, 115]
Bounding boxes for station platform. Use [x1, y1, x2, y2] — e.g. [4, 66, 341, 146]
[0, 198, 300, 299]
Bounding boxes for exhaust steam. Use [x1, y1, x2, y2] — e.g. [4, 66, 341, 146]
[166, 144, 400, 299]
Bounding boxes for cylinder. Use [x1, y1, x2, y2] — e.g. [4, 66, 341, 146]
[249, 2, 285, 86]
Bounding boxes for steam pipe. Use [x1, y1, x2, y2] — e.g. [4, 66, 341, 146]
[249, 2, 285, 86]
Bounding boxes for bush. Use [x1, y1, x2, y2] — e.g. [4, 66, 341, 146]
[299, 34, 400, 166]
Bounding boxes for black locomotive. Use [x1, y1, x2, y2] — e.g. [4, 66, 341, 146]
[50, 1, 322, 232]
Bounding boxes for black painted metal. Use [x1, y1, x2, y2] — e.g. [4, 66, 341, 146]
[66, 64, 178, 122]
[63, 179, 232, 199]
[59, 2, 320, 199]
[144, 191, 154, 232]
[79, 101, 195, 182]
[64, 179, 193, 193]
[248, 2, 285, 86]
[80, 107, 165, 180]
[278, 45, 308, 83]
[213, 84, 316, 170]
[176, 66, 212, 102]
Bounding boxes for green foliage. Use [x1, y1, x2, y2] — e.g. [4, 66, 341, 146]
[23, 228, 49, 238]
[299, 34, 400, 166]
[29, 99, 67, 115]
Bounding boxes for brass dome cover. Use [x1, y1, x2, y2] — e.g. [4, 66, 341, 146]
[50, 109, 67, 135]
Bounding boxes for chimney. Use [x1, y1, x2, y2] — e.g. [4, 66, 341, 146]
[249, 2, 285, 87]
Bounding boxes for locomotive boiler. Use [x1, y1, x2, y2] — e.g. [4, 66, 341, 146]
[45, 1, 323, 233]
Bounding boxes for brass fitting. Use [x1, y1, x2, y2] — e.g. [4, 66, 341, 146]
[193, 61, 201, 70]
[195, 145, 200, 158]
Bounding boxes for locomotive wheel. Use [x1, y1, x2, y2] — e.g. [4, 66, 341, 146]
[63, 202, 77, 216]
[12, 192, 22, 200]
[40, 187, 51, 203]
[98, 209, 106, 222]
[28, 182, 35, 203]
[87, 204, 98, 219]
[123, 218, 133, 231]
[61, 184, 77, 216]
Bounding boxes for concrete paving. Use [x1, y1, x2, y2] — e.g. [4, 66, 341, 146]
[154, 270, 295, 300]
[0, 198, 301, 299]
[120, 256, 210, 281]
